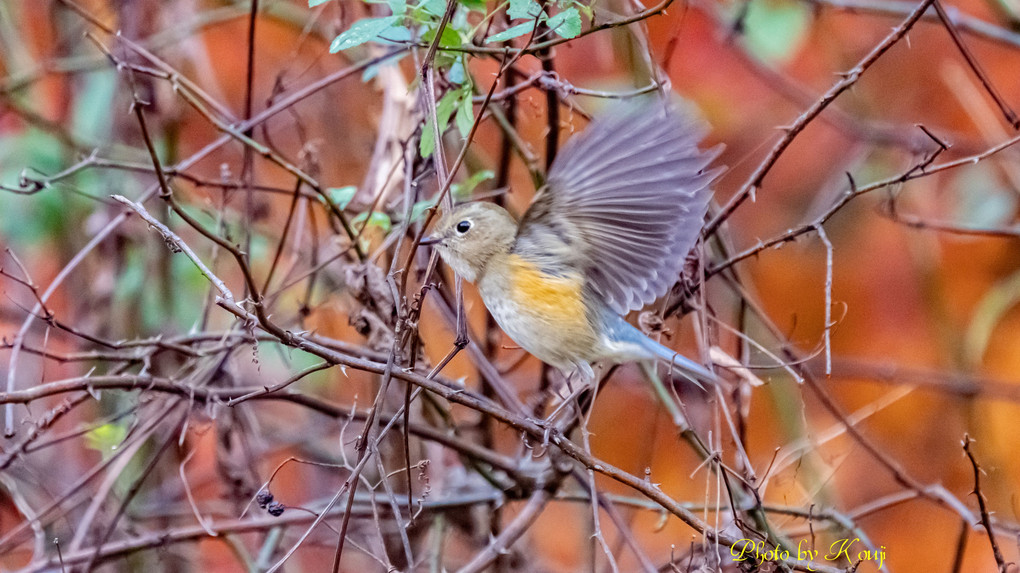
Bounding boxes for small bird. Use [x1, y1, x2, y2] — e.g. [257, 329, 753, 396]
[423, 101, 721, 386]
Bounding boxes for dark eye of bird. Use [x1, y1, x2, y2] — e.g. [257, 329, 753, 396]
[455, 220, 471, 234]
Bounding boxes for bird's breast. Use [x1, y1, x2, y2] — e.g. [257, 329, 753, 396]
[477, 254, 598, 368]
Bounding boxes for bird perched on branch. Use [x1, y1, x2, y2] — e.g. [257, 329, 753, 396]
[423, 101, 721, 386]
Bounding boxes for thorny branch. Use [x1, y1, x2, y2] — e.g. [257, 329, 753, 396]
[962, 435, 1012, 573]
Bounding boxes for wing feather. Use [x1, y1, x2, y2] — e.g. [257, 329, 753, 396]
[515, 101, 720, 314]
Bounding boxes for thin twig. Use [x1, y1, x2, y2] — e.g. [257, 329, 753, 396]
[110, 195, 234, 302]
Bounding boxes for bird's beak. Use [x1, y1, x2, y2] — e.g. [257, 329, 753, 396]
[419, 235, 440, 246]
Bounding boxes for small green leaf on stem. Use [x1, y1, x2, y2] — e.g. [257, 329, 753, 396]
[451, 169, 494, 198]
[422, 24, 462, 47]
[410, 198, 438, 222]
[420, 89, 461, 158]
[742, 0, 809, 64]
[508, 0, 542, 19]
[420, 0, 447, 17]
[448, 57, 467, 84]
[388, 0, 408, 15]
[86, 423, 128, 460]
[455, 90, 475, 138]
[546, 7, 580, 38]
[485, 20, 537, 43]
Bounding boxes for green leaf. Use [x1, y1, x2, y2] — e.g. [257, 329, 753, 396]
[455, 90, 474, 138]
[459, 0, 488, 12]
[330, 16, 399, 52]
[546, 7, 580, 38]
[420, 125, 436, 157]
[326, 186, 358, 209]
[0, 129, 81, 246]
[410, 198, 438, 222]
[380, 25, 412, 43]
[451, 169, 494, 199]
[420, 90, 461, 158]
[71, 69, 116, 142]
[447, 57, 466, 84]
[574, 1, 594, 20]
[965, 269, 1020, 366]
[436, 90, 460, 123]
[420, 0, 447, 17]
[952, 166, 1016, 229]
[387, 0, 407, 15]
[309, 0, 332, 6]
[508, 0, 542, 19]
[485, 21, 537, 43]
[742, 0, 809, 64]
[422, 24, 461, 47]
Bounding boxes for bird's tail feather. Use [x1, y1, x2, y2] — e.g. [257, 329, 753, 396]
[604, 313, 716, 387]
[637, 334, 715, 389]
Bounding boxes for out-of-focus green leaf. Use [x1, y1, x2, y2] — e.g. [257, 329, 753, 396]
[546, 7, 580, 38]
[742, 0, 809, 65]
[352, 211, 393, 233]
[952, 166, 1016, 229]
[113, 246, 146, 331]
[171, 252, 210, 330]
[459, 0, 487, 12]
[330, 16, 399, 52]
[327, 186, 358, 209]
[574, 1, 594, 20]
[954, 165, 1020, 365]
[86, 423, 128, 460]
[113, 238, 208, 334]
[0, 130, 92, 247]
[1, 191, 67, 245]
[965, 269, 1020, 366]
[71, 69, 116, 142]
[420, 0, 447, 17]
[485, 21, 537, 43]
[451, 169, 494, 198]
[388, 0, 408, 15]
[309, 0, 332, 6]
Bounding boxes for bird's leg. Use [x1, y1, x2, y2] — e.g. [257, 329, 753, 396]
[545, 387, 581, 429]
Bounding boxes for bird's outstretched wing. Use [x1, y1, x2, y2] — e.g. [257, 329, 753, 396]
[514, 101, 721, 314]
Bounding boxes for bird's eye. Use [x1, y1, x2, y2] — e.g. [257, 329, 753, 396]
[455, 220, 472, 234]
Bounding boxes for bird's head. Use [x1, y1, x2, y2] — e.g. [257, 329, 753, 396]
[422, 202, 517, 283]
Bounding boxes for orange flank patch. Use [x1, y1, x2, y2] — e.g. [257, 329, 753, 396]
[506, 255, 588, 327]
